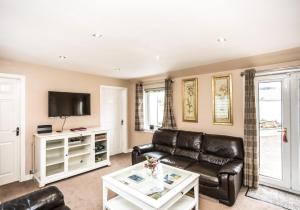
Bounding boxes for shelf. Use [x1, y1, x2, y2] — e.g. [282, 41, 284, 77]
[68, 163, 88, 172]
[46, 143, 64, 151]
[95, 150, 107, 155]
[68, 142, 91, 148]
[46, 140, 64, 151]
[46, 163, 64, 176]
[69, 150, 90, 158]
[46, 157, 64, 166]
[95, 139, 107, 142]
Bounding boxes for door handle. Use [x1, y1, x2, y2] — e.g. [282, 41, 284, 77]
[121, 120, 124, 126]
[13, 127, 20, 136]
[278, 128, 288, 143]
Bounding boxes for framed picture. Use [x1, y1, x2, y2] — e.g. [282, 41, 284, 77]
[182, 78, 198, 122]
[212, 74, 233, 125]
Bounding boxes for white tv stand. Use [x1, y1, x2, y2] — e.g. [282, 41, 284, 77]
[34, 128, 110, 187]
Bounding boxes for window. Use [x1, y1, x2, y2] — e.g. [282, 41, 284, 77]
[144, 88, 165, 130]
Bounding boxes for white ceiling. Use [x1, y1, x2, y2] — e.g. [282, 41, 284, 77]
[0, 0, 300, 79]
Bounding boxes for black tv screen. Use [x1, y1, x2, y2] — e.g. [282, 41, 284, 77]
[48, 91, 91, 117]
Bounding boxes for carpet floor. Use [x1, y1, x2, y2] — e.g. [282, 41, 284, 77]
[0, 153, 284, 210]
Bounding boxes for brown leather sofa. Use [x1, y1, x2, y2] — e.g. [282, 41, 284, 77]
[132, 129, 244, 206]
[0, 186, 70, 210]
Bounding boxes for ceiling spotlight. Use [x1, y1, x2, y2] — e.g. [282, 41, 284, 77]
[217, 37, 227, 43]
[92, 33, 103, 38]
[156, 55, 160, 61]
[59, 56, 67, 59]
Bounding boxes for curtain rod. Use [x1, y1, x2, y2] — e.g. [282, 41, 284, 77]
[138, 78, 174, 85]
[240, 66, 300, 77]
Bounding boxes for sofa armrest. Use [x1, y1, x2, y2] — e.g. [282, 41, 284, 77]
[0, 186, 68, 210]
[133, 143, 154, 154]
[218, 160, 243, 175]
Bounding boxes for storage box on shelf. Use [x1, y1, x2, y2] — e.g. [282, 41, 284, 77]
[34, 128, 110, 187]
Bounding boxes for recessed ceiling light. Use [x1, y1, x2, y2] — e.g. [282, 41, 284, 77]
[216, 37, 227, 43]
[156, 55, 160, 61]
[114, 68, 120, 72]
[92, 33, 103, 38]
[59, 56, 67, 59]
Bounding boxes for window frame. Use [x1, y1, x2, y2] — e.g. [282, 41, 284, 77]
[143, 88, 165, 131]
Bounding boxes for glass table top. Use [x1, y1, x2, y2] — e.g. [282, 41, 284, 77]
[112, 163, 191, 200]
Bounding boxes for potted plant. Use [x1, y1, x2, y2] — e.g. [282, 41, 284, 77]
[144, 156, 158, 176]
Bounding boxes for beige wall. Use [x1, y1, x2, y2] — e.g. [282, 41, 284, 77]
[128, 55, 300, 148]
[0, 59, 129, 174]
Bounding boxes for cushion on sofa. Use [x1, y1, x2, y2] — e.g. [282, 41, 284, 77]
[153, 129, 178, 154]
[142, 151, 170, 160]
[153, 129, 178, 146]
[174, 131, 202, 160]
[160, 155, 196, 169]
[186, 161, 221, 187]
[201, 134, 244, 160]
[199, 153, 231, 166]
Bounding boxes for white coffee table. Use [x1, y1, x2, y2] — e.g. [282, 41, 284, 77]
[102, 162, 200, 210]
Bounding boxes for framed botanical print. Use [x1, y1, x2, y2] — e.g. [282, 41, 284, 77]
[212, 74, 233, 125]
[182, 78, 198, 122]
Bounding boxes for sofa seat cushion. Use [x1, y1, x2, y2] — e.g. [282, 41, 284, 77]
[160, 155, 196, 169]
[187, 162, 221, 187]
[142, 151, 170, 160]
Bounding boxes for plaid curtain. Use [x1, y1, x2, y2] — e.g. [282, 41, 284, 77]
[243, 69, 258, 188]
[162, 79, 177, 129]
[135, 83, 144, 131]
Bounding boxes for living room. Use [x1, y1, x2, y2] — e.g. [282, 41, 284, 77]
[0, 0, 300, 210]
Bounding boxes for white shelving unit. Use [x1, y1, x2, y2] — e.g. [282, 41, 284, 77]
[34, 128, 110, 187]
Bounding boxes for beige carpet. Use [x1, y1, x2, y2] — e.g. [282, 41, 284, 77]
[0, 153, 283, 210]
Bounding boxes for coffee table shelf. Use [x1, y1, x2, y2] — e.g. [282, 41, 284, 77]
[106, 195, 196, 210]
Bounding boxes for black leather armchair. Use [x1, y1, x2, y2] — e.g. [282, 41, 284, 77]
[132, 129, 244, 206]
[0, 186, 70, 210]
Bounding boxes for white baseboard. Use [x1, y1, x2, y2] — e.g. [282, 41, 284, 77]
[127, 148, 133, 153]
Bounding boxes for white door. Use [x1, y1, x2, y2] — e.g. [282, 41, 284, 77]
[256, 72, 300, 192]
[256, 75, 290, 188]
[100, 87, 127, 156]
[0, 77, 21, 185]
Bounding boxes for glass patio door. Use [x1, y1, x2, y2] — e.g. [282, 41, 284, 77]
[256, 75, 291, 189]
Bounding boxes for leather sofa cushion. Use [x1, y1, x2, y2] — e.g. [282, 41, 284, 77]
[187, 161, 221, 187]
[174, 148, 199, 160]
[199, 153, 231, 166]
[153, 129, 178, 147]
[142, 151, 170, 160]
[202, 134, 244, 160]
[176, 131, 202, 150]
[160, 155, 196, 169]
[155, 145, 174, 154]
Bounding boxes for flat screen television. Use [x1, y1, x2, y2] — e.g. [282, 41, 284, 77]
[48, 91, 91, 117]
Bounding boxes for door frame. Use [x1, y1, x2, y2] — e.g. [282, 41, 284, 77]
[290, 72, 300, 192]
[100, 85, 128, 153]
[0, 73, 28, 183]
